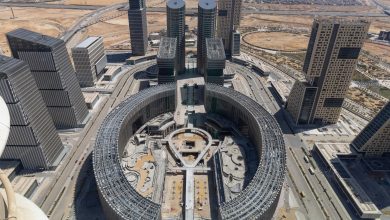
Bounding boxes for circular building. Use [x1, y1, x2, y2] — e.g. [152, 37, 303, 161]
[93, 83, 286, 220]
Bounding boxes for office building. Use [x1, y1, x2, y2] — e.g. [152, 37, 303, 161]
[157, 37, 177, 84]
[379, 30, 390, 41]
[217, 0, 242, 56]
[197, 0, 217, 75]
[72, 36, 107, 87]
[352, 102, 390, 157]
[128, 0, 148, 55]
[205, 38, 226, 85]
[0, 55, 63, 170]
[6, 28, 89, 129]
[286, 18, 370, 125]
[231, 30, 241, 56]
[286, 80, 318, 124]
[167, 0, 186, 74]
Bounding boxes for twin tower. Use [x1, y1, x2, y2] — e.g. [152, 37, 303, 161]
[128, 0, 242, 77]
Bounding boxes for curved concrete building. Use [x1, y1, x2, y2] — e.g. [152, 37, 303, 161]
[93, 83, 286, 220]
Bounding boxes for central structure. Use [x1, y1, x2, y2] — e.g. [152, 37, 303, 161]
[93, 80, 286, 219]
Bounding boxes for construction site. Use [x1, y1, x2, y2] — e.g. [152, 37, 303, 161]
[93, 66, 286, 219]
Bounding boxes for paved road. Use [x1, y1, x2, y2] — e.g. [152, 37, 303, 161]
[149, 6, 386, 17]
[39, 62, 154, 219]
[292, 148, 351, 220]
[237, 56, 356, 220]
[0, 2, 102, 9]
[0, 2, 386, 17]
[60, 2, 127, 42]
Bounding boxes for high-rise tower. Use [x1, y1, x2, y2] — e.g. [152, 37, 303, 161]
[128, 0, 148, 55]
[286, 18, 370, 125]
[197, 0, 217, 75]
[205, 38, 226, 85]
[72, 36, 107, 87]
[351, 102, 390, 157]
[217, 0, 242, 56]
[167, 0, 185, 74]
[157, 37, 177, 84]
[6, 28, 89, 129]
[0, 55, 64, 170]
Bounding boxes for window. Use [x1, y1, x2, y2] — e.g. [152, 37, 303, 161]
[338, 47, 361, 59]
[218, 10, 227, 16]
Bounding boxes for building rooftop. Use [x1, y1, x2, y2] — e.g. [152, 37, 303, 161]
[157, 37, 177, 60]
[206, 38, 225, 61]
[0, 161, 20, 179]
[75, 37, 101, 49]
[314, 143, 382, 216]
[198, 0, 216, 10]
[83, 92, 99, 103]
[7, 28, 63, 47]
[167, 0, 185, 9]
[0, 55, 27, 78]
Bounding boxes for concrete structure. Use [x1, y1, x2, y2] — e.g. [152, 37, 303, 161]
[205, 38, 226, 85]
[286, 80, 318, 124]
[351, 102, 390, 156]
[286, 18, 370, 125]
[167, 0, 186, 74]
[231, 30, 241, 56]
[72, 36, 107, 87]
[128, 0, 148, 55]
[0, 97, 48, 219]
[314, 143, 382, 219]
[197, 0, 217, 75]
[0, 55, 64, 170]
[217, 0, 242, 56]
[6, 28, 89, 129]
[83, 92, 100, 109]
[0, 96, 10, 157]
[93, 83, 286, 220]
[157, 37, 177, 84]
[378, 30, 390, 41]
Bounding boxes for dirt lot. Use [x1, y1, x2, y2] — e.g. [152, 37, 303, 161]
[347, 87, 387, 114]
[58, 0, 124, 5]
[82, 12, 197, 49]
[0, 7, 90, 55]
[57, 0, 199, 8]
[240, 14, 313, 29]
[363, 42, 390, 63]
[243, 31, 309, 51]
[243, 3, 380, 13]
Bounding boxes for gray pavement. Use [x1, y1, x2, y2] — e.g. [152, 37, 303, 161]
[38, 63, 150, 219]
[236, 58, 355, 220]
[0, 2, 386, 17]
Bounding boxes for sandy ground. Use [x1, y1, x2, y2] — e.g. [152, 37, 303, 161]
[0, 4, 389, 60]
[83, 12, 198, 49]
[58, 0, 125, 5]
[55, 0, 199, 8]
[243, 3, 381, 13]
[347, 87, 387, 113]
[0, 7, 90, 55]
[363, 42, 390, 62]
[243, 32, 309, 51]
[240, 14, 313, 29]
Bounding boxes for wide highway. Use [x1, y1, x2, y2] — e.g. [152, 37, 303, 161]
[39, 62, 154, 220]
[0, 2, 387, 17]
